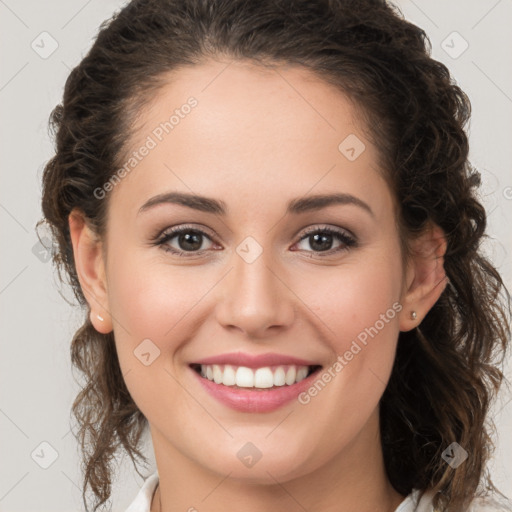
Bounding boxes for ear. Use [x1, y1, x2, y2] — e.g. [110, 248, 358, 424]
[399, 222, 449, 332]
[68, 208, 112, 334]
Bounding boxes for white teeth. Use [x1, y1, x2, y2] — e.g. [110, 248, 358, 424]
[285, 366, 296, 385]
[222, 365, 236, 386]
[198, 364, 314, 388]
[254, 367, 274, 388]
[296, 367, 309, 381]
[213, 364, 223, 384]
[236, 366, 255, 387]
[273, 367, 286, 387]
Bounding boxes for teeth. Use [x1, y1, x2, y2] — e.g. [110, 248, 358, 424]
[254, 368, 273, 388]
[273, 367, 286, 386]
[213, 364, 223, 384]
[296, 367, 309, 381]
[236, 366, 254, 387]
[222, 365, 236, 386]
[199, 364, 313, 388]
[285, 366, 296, 385]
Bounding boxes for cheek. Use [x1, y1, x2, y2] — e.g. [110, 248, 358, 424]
[105, 252, 200, 417]
[287, 256, 403, 453]
[295, 249, 403, 408]
[107, 251, 206, 342]
[297, 253, 403, 350]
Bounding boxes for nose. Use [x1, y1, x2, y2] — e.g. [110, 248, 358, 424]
[215, 247, 295, 339]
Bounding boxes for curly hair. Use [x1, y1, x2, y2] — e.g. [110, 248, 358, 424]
[39, 0, 511, 511]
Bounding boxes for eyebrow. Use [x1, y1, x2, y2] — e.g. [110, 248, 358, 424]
[138, 191, 374, 217]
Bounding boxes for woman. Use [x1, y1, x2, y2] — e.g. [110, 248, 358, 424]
[40, 0, 511, 511]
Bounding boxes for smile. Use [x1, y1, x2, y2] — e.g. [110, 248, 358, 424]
[191, 363, 321, 389]
[189, 353, 323, 413]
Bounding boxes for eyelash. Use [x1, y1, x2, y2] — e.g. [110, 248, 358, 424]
[153, 224, 357, 258]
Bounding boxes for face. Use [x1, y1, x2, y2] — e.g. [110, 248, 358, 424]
[75, 59, 437, 484]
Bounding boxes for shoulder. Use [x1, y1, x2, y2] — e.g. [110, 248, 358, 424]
[125, 471, 159, 512]
[399, 489, 512, 512]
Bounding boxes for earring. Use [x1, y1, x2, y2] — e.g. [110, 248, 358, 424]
[410, 311, 417, 320]
[97, 314, 104, 322]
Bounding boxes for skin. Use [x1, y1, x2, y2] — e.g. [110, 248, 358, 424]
[69, 59, 447, 512]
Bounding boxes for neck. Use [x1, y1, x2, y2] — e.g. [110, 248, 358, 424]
[150, 411, 405, 512]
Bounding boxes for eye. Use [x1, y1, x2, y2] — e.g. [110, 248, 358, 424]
[155, 225, 217, 256]
[293, 226, 356, 256]
[152, 223, 357, 258]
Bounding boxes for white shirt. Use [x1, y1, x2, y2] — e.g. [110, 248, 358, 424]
[125, 471, 512, 512]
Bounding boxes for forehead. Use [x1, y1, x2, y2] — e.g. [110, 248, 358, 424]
[110, 59, 391, 219]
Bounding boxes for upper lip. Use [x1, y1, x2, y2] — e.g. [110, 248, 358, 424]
[191, 352, 321, 369]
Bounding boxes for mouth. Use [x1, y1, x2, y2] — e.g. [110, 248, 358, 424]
[189, 363, 323, 390]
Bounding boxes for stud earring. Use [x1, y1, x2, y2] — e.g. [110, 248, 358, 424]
[410, 311, 417, 320]
[97, 314, 104, 322]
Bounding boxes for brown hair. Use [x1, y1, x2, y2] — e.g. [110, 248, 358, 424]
[39, 0, 511, 511]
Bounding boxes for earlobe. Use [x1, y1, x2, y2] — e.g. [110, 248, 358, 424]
[68, 209, 113, 334]
[89, 309, 112, 334]
[399, 223, 449, 332]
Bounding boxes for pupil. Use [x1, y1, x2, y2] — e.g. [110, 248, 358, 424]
[179, 231, 202, 251]
[310, 233, 332, 251]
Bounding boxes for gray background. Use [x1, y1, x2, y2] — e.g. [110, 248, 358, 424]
[0, 0, 511, 510]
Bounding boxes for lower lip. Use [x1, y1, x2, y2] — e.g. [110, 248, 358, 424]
[191, 367, 321, 413]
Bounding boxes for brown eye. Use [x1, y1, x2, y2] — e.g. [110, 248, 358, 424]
[157, 226, 215, 255]
[294, 226, 356, 255]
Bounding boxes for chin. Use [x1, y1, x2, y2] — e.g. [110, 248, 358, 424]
[193, 436, 320, 485]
